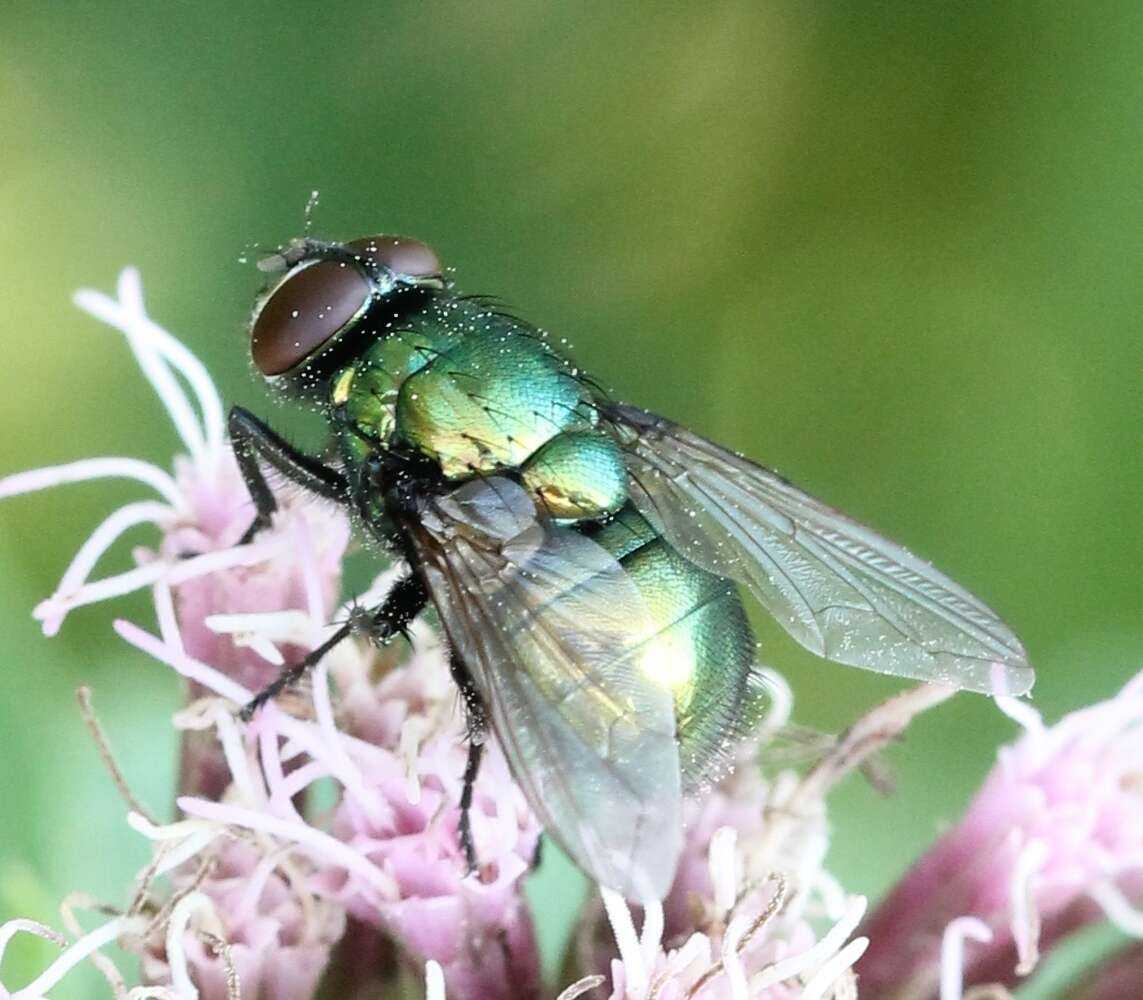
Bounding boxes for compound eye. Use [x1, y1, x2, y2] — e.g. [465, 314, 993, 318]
[250, 260, 372, 376]
[347, 234, 442, 281]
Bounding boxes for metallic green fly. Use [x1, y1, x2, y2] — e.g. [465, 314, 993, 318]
[232, 233, 1033, 903]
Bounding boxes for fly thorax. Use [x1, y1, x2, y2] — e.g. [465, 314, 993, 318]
[393, 328, 599, 480]
[332, 365, 395, 451]
[331, 325, 455, 467]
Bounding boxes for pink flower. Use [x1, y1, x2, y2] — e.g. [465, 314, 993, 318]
[572, 810, 868, 1000]
[858, 675, 1143, 999]
[137, 838, 347, 1000]
[0, 270, 539, 999]
[317, 623, 543, 999]
[569, 674, 874, 1000]
[125, 591, 541, 999]
[0, 269, 352, 802]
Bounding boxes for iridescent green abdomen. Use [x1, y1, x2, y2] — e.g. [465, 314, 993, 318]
[521, 431, 627, 520]
[585, 505, 760, 787]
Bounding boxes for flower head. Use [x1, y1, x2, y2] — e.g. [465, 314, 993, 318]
[135, 836, 347, 1000]
[565, 683, 957, 999]
[578, 826, 867, 1000]
[0, 270, 540, 999]
[10, 265, 1140, 1000]
[858, 675, 1143, 998]
[117, 583, 542, 999]
[293, 603, 543, 999]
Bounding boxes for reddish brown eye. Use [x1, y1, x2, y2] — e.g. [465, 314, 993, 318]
[347, 234, 442, 280]
[250, 259, 372, 376]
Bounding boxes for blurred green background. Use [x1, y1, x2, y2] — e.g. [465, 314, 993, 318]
[1, 2, 1141, 996]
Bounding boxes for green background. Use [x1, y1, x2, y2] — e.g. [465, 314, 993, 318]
[1, 3, 1140, 996]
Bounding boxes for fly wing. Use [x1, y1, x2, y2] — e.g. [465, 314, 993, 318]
[408, 476, 683, 902]
[602, 403, 1033, 697]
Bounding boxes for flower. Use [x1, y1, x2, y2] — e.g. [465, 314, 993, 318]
[11, 265, 1142, 1000]
[2, 267, 277, 640]
[857, 675, 1143, 999]
[0, 270, 541, 999]
[567, 683, 957, 1000]
[113, 580, 543, 998]
[571, 786, 864, 1000]
[134, 835, 347, 1000]
[575, 836, 868, 1000]
[0, 268, 353, 801]
[317, 620, 543, 999]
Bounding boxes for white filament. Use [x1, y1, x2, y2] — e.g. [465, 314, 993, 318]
[1090, 879, 1143, 937]
[0, 457, 182, 507]
[75, 268, 225, 459]
[800, 936, 868, 1000]
[751, 895, 867, 991]
[177, 796, 398, 899]
[601, 887, 646, 999]
[720, 914, 750, 1000]
[165, 892, 223, 1000]
[939, 916, 993, 1000]
[424, 960, 446, 1000]
[40, 500, 171, 635]
[994, 695, 1045, 739]
[34, 561, 171, 629]
[708, 826, 739, 917]
[1009, 838, 1049, 974]
[640, 899, 664, 972]
[12, 916, 132, 999]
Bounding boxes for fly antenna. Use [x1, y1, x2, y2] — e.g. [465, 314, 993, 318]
[303, 189, 321, 235]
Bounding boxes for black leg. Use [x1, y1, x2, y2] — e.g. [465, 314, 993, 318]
[448, 651, 488, 741]
[361, 574, 427, 646]
[448, 650, 488, 873]
[458, 739, 484, 873]
[228, 406, 349, 543]
[239, 571, 428, 720]
[239, 621, 353, 721]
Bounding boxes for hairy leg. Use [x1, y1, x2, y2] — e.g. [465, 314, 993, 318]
[239, 572, 428, 720]
[449, 650, 489, 872]
[228, 405, 348, 542]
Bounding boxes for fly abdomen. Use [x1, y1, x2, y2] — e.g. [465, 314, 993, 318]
[587, 505, 763, 790]
[521, 430, 627, 521]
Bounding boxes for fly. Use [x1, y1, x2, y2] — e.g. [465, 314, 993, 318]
[231, 233, 1033, 903]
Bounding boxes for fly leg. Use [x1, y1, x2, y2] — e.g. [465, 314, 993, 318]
[239, 618, 354, 721]
[450, 651, 488, 873]
[239, 572, 428, 720]
[459, 740, 484, 874]
[228, 405, 349, 543]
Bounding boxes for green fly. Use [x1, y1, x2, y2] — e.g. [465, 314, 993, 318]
[232, 233, 1033, 903]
